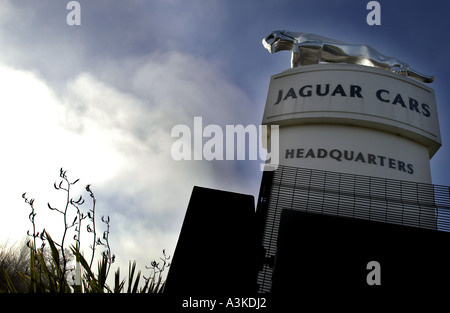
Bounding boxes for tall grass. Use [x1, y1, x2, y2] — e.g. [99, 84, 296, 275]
[0, 168, 170, 293]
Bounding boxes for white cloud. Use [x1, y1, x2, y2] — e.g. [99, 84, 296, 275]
[0, 63, 67, 242]
[0, 48, 262, 282]
[59, 51, 262, 279]
[0, 1, 263, 287]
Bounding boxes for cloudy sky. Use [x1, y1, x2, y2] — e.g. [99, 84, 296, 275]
[1, 0, 449, 281]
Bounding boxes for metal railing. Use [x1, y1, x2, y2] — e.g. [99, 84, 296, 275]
[256, 165, 450, 293]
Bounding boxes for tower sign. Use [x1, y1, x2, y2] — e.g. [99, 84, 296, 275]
[261, 31, 440, 183]
[255, 31, 446, 294]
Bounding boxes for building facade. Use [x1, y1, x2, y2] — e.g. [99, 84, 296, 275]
[256, 63, 448, 293]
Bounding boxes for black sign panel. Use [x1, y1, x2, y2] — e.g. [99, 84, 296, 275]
[165, 186, 256, 295]
[272, 209, 450, 294]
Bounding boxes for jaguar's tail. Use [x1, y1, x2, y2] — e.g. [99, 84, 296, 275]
[408, 69, 434, 83]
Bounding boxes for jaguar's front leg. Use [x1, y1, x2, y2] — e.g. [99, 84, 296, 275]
[291, 45, 300, 68]
[390, 64, 410, 76]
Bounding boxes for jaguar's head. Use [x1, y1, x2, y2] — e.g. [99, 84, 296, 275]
[262, 30, 297, 54]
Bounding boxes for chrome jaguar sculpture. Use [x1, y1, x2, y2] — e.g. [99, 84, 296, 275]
[262, 30, 434, 83]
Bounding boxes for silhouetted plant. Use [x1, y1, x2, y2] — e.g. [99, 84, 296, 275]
[1, 168, 170, 293]
[85, 183, 97, 269]
[143, 249, 171, 293]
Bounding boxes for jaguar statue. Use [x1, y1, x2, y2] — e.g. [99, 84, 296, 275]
[262, 30, 434, 83]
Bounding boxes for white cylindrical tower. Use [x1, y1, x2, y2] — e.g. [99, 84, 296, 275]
[262, 64, 441, 183]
